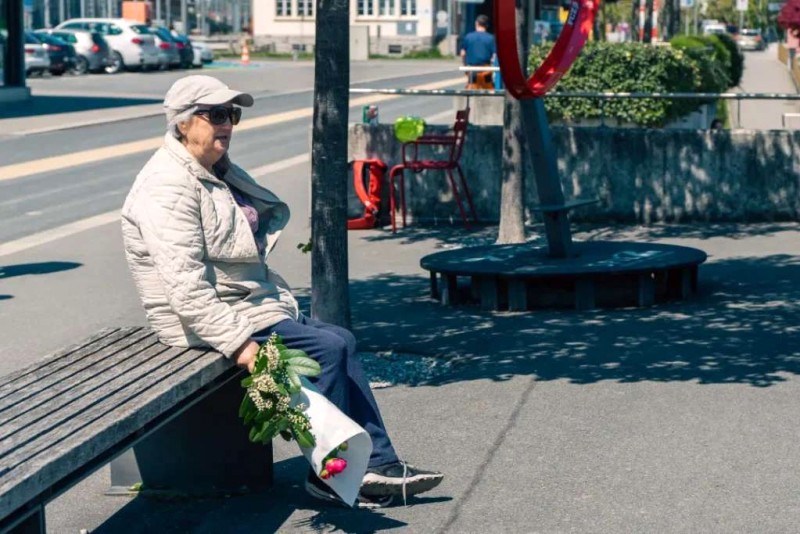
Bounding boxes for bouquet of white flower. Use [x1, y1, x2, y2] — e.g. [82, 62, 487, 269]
[239, 333, 373, 507]
[238, 333, 321, 448]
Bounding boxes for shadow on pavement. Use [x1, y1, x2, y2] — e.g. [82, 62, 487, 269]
[0, 96, 161, 119]
[362, 222, 800, 247]
[94, 456, 412, 533]
[0, 261, 82, 280]
[348, 254, 800, 388]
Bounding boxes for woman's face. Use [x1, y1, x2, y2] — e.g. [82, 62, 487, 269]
[178, 104, 236, 170]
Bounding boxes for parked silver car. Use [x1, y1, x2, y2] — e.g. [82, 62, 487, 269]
[39, 28, 112, 74]
[55, 18, 159, 73]
[738, 28, 766, 51]
[150, 26, 181, 70]
[24, 31, 50, 76]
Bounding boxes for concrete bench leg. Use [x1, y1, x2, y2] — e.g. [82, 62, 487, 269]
[7, 504, 44, 534]
[109, 376, 273, 496]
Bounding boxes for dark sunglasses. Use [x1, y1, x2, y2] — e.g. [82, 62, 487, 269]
[194, 106, 242, 126]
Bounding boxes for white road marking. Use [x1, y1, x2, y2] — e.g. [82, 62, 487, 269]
[0, 77, 464, 183]
[0, 106, 462, 258]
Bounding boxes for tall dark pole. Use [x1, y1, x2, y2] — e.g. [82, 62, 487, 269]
[310, 0, 351, 327]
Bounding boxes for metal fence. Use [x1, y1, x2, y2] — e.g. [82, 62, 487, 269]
[349, 87, 800, 129]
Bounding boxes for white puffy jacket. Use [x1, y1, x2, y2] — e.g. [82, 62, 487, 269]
[121, 134, 299, 357]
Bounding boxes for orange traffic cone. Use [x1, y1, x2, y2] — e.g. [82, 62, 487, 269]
[241, 42, 250, 65]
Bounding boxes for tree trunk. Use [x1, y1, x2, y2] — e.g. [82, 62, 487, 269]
[643, 0, 655, 43]
[496, 0, 529, 245]
[310, 0, 351, 328]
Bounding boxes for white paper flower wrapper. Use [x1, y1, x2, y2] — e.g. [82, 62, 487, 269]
[292, 378, 372, 507]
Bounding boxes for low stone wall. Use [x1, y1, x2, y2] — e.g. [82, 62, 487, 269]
[349, 123, 800, 224]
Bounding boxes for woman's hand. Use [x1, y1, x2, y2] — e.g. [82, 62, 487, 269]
[234, 339, 260, 373]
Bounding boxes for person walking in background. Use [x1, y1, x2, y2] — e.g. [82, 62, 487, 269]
[460, 15, 497, 90]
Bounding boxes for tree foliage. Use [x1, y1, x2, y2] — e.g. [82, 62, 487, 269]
[778, 0, 800, 37]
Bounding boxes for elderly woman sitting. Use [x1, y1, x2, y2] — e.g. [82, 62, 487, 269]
[121, 75, 442, 508]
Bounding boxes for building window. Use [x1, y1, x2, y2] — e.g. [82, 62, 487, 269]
[400, 0, 415, 15]
[379, 0, 395, 16]
[276, 0, 293, 17]
[298, 0, 314, 16]
[357, 0, 375, 16]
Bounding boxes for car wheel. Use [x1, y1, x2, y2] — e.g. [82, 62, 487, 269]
[72, 56, 89, 75]
[105, 52, 123, 74]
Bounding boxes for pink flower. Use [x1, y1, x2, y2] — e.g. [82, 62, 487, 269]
[319, 469, 331, 479]
[325, 458, 347, 475]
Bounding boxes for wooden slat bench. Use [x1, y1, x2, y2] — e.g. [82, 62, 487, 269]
[0, 327, 272, 534]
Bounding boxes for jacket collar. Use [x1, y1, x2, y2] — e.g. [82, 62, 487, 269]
[161, 133, 283, 206]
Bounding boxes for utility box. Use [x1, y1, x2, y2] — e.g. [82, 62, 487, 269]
[121, 1, 152, 23]
[350, 25, 369, 61]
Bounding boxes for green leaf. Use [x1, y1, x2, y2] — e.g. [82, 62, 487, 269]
[294, 428, 316, 449]
[239, 394, 253, 418]
[287, 356, 321, 377]
[281, 348, 308, 361]
[279, 430, 293, 441]
[286, 368, 301, 393]
[241, 376, 253, 388]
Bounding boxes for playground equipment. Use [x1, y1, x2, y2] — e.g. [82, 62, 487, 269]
[419, 0, 707, 310]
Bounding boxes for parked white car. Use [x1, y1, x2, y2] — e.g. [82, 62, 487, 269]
[190, 40, 214, 65]
[55, 18, 159, 73]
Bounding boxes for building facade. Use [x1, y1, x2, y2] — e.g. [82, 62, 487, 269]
[251, 0, 446, 55]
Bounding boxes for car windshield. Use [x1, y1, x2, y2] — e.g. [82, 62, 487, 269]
[24, 32, 42, 44]
[130, 25, 152, 35]
[152, 28, 173, 41]
[54, 32, 78, 43]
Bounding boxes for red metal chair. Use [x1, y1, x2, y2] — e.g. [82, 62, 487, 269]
[388, 108, 478, 233]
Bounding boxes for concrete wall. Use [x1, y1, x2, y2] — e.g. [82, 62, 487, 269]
[349, 123, 800, 224]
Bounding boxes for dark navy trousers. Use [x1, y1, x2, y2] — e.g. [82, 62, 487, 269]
[255, 315, 398, 468]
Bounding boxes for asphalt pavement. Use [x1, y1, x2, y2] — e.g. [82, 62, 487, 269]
[3, 55, 800, 533]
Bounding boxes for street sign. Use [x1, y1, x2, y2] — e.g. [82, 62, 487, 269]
[680, 0, 694, 8]
[736, 0, 748, 11]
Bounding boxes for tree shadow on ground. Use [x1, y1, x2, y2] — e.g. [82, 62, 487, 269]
[346, 254, 800, 389]
[0, 96, 162, 119]
[361, 222, 800, 247]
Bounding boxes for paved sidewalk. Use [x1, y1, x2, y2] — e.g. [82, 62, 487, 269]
[736, 44, 799, 129]
[44, 221, 800, 533]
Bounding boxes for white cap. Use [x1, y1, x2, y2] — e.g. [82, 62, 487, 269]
[163, 75, 254, 122]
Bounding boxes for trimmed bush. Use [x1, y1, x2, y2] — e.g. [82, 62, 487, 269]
[528, 42, 717, 127]
[670, 34, 735, 88]
[715, 33, 744, 87]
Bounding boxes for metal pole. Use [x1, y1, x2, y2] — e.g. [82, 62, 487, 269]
[683, 8, 688, 34]
[59, 0, 65, 24]
[107, 0, 113, 18]
[156, 0, 161, 24]
[520, 98, 574, 258]
[181, 0, 188, 33]
[44, 0, 51, 27]
[692, 0, 697, 34]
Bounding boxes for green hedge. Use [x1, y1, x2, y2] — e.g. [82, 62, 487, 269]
[669, 34, 742, 89]
[528, 42, 720, 127]
[715, 33, 744, 87]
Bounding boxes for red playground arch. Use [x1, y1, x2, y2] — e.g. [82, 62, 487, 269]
[494, 0, 599, 99]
